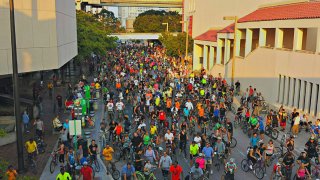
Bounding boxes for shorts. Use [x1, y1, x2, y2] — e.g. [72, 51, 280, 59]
[266, 153, 272, 157]
[190, 153, 198, 159]
[251, 125, 256, 129]
[36, 129, 43, 137]
[260, 130, 265, 134]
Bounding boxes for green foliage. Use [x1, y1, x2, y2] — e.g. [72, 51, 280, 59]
[133, 10, 182, 33]
[159, 32, 193, 57]
[0, 129, 7, 137]
[75, 10, 118, 62]
[0, 159, 37, 180]
[95, 9, 125, 33]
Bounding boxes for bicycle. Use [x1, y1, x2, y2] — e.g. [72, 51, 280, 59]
[234, 114, 242, 129]
[213, 152, 225, 172]
[240, 158, 264, 179]
[135, 167, 157, 180]
[265, 125, 279, 140]
[311, 163, 320, 179]
[88, 155, 100, 172]
[26, 153, 37, 174]
[49, 151, 58, 174]
[107, 161, 120, 179]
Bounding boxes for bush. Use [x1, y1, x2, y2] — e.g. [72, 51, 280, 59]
[0, 129, 7, 137]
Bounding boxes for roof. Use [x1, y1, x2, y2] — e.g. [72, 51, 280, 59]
[194, 29, 218, 42]
[238, 1, 320, 23]
[218, 23, 235, 33]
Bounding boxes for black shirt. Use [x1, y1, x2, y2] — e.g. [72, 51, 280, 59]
[297, 156, 310, 168]
[89, 144, 98, 155]
[283, 155, 294, 166]
[109, 122, 118, 131]
[131, 136, 143, 147]
[180, 132, 187, 142]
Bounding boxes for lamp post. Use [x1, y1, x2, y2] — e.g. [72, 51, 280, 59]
[180, 19, 189, 66]
[9, 0, 24, 172]
[223, 16, 238, 86]
[162, 22, 169, 32]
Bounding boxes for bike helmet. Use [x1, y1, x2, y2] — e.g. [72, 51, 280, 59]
[158, 147, 163, 151]
[229, 158, 235, 163]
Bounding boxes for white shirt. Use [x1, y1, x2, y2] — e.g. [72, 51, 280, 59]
[107, 102, 114, 111]
[194, 136, 202, 147]
[138, 123, 146, 129]
[294, 116, 300, 125]
[134, 80, 139, 86]
[165, 133, 174, 141]
[116, 102, 124, 111]
[185, 102, 194, 110]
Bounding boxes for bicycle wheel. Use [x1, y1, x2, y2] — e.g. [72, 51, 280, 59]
[49, 160, 56, 174]
[216, 162, 220, 171]
[148, 173, 156, 180]
[230, 137, 237, 148]
[241, 159, 250, 172]
[112, 169, 121, 180]
[271, 129, 279, 140]
[94, 160, 100, 172]
[254, 167, 264, 179]
[89, 166, 95, 178]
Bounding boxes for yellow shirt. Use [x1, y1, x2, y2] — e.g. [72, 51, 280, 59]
[25, 141, 37, 153]
[6, 170, 17, 180]
[150, 126, 157, 135]
[190, 144, 199, 155]
[95, 83, 101, 89]
[103, 147, 114, 161]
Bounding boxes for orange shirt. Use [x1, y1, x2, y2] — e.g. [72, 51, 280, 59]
[6, 170, 17, 180]
[166, 100, 172, 108]
[198, 108, 205, 117]
[175, 102, 180, 110]
[146, 93, 153, 100]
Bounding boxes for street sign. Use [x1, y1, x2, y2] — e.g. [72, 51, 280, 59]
[69, 120, 82, 136]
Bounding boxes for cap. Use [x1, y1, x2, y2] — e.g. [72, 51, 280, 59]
[199, 153, 204, 156]
[83, 161, 88, 165]
[229, 158, 235, 163]
[217, 137, 222, 140]
[311, 136, 315, 140]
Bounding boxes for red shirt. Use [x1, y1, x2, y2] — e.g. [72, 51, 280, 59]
[80, 166, 93, 180]
[159, 112, 166, 121]
[169, 165, 183, 180]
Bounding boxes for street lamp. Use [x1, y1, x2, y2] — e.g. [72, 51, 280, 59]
[223, 16, 238, 86]
[180, 19, 189, 66]
[162, 23, 169, 32]
[9, 0, 24, 172]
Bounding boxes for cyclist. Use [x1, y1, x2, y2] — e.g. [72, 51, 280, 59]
[79, 161, 93, 180]
[145, 145, 157, 164]
[225, 118, 233, 149]
[169, 161, 183, 180]
[297, 151, 311, 175]
[158, 151, 172, 178]
[121, 163, 137, 180]
[56, 166, 71, 180]
[225, 158, 237, 180]
[150, 123, 157, 138]
[248, 114, 259, 135]
[165, 129, 174, 144]
[190, 162, 203, 180]
[272, 159, 284, 180]
[249, 132, 260, 147]
[106, 100, 114, 120]
[116, 100, 125, 120]
[214, 137, 226, 161]
[295, 163, 311, 180]
[247, 146, 260, 170]
[305, 136, 320, 163]
[108, 120, 118, 142]
[113, 123, 123, 143]
[144, 160, 155, 179]
[286, 135, 295, 152]
[102, 144, 114, 175]
[25, 138, 38, 163]
[88, 140, 98, 163]
[202, 142, 214, 174]
[282, 151, 295, 179]
[66, 148, 76, 174]
[178, 129, 188, 158]
[195, 153, 206, 171]
[134, 148, 144, 172]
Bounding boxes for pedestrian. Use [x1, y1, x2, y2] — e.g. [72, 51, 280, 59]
[22, 110, 30, 133]
[169, 161, 183, 180]
[79, 161, 93, 180]
[56, 166, 71, 180]
[102, 144, 114, 175]
[56, 94, 63, 112]
[292, 112, 300, 137]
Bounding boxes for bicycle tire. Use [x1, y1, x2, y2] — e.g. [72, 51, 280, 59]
[94, 160, 100, 172]
[230, 137, 237, 148]
[254, 167, 264, 179]
[271, 129, 279, 140]
[49, 160, 56, 174]
[241, 159, 250, 172]
[89, 165, 95, 178]
[112, 169, 120, 180]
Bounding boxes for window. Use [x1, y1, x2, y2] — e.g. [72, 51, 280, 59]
[292, 78, 296, 107]
[315, 84, 319, 116]
[309, 83, 313, 114]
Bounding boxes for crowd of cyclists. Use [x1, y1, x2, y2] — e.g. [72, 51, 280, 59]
[47, 43, 320, 180]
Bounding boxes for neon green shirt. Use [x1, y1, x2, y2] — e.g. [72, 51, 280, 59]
[190, 144, 199, 155]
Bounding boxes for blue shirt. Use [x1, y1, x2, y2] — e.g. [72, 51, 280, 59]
[22, 113, 29, 124]
[250, 137, 259, 147]
[202, 147, 214, 159]
[183, 108, 190, 117]
[259, 120, 264, 131]
[121, 165, 135, 176]
[63, 122, 69, 130]
[214, 109, 220, 117]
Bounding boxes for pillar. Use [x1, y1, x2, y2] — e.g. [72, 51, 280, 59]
[275, 28, 284, 48]
[316, 28, 320, 53]
[193, 43, 202, 70]
[284, 76, 290, 105]
[224, 39, 231, 64]
[294, 79, 300, 108]
[259, 28, 267, 47]
[245, 29, 253, 56]
[278, 75, 283, 103]
[293, 28, 303, 51]
[288, 77, 294, 107]
[310, 84, 318, 116]
[281, 76, 286, 104]
[203, 45, 208, 70]
[216, 39, 223, 64]
[304, 82, 311, 113]
[299, 81, 306, 110]
[235, 29, 241, 56]
[209, 46, 215, 69]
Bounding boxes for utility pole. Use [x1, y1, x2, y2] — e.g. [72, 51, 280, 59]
[9, 0, 24, 172]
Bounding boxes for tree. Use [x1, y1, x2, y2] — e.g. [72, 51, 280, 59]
[159, 32, 193, 57]
[95, 9, 125, 33]
[133, 10, 182, 33]
[75, 10, 118, 62]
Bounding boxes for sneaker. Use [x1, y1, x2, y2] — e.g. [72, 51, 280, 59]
[210, 170, 213, 174]
[249, 165, 253, 169]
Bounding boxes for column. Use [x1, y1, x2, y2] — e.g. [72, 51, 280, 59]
[224, 39, 231, 64]
[278, 75, 283, 103]
[316, 28, 320, 53]
[216, 39, 223, 64]
[193, 43, 201, 70]
[275, 28, 284, 48]
[259, 28, 267, 47]
[293, 28, 303, 51]
[209, 46, 215, 69]
[235, 29, 241, 56]
[245, 28, 253, 56]
[281, 76, 286, 104]
[304, 82, 311, 113]
[294, 79, 300, 108]
[299, 81, 306, 110]
[310, 84, 318, 116]
[288, 78, 294, 107]
[284, 77, 290, 105]
[203, 45, 208, 70]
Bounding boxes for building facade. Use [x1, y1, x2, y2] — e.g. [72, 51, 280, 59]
[0, 0, 77, 75]
[188, 0, 320, 118]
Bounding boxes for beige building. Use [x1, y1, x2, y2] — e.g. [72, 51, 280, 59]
[188, 0, 320, 117]
[0, 0, 77, 75]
